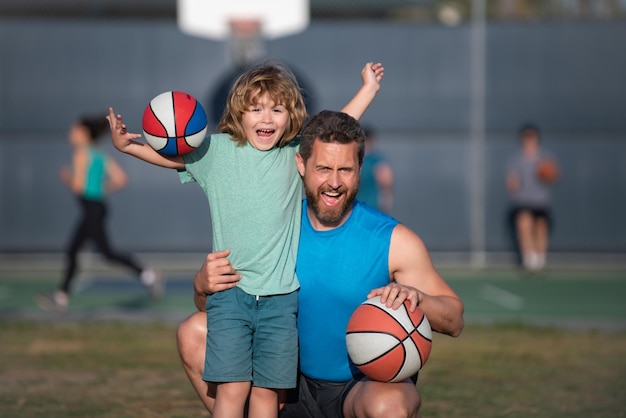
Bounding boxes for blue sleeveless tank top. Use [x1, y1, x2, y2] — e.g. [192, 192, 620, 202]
[296, 199, 399, 381]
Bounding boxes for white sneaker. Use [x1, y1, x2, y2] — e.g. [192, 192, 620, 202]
[523, 252, 540, 272]
[141, 269, 165, 300]
[535, 253, 546, 271]
[36, 291, 69, 314]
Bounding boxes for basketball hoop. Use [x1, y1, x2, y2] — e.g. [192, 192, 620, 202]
[177, 0, 310, 41]
[178, 0, 313, 125]
[228, 18, 265, 66]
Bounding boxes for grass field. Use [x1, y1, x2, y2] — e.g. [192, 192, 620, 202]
[0, 321, 624, 417]
[1, 268, 625, 417]
[0, 321, 206, 418]
[419, 324, 626, 417]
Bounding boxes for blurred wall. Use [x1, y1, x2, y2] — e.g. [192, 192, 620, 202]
[1, 19, 625, 253]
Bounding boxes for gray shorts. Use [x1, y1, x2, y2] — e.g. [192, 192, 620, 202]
[279, 373, 420, 418]
[202, 286, 298, 389]
[279, 374, 359, 418]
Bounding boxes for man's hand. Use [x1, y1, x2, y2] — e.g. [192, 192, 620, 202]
[367, 283, 420, 313]
[193, 249, 241, 310]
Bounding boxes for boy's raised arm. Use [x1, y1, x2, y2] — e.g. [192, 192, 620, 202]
[107, 107, 185, 169]
[341, 62, 384, 121]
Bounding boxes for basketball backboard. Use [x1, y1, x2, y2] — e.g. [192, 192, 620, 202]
[177, 0, 310, 41]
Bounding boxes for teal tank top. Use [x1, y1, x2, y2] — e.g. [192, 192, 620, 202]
[356, 151, 385, 209]
[296, 200, 398, 381]
[83, 146, 107, 201]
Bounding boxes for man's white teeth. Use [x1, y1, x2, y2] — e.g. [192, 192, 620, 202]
[324, 192, 340, 197]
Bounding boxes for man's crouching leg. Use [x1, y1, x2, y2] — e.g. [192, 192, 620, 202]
[177, 311, 217, 413]
[343, 378, 421, 418]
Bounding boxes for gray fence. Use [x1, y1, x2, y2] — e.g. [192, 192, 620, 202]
[1, 18, 625, 256]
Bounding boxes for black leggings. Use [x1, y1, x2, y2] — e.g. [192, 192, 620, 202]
[60, 198, 143, 293]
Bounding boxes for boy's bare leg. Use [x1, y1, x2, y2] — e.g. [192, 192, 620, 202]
[249, 387, 279, 418]
[214, 381, 251, 418]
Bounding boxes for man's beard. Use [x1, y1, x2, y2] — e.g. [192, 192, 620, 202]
[304, 180, 359, 227]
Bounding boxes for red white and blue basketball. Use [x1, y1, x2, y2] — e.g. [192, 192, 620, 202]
[142, 91, 207, 156]
[346, 296, 432, 383]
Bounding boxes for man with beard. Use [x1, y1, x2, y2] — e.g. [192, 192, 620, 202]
[177, 110, 465, 418]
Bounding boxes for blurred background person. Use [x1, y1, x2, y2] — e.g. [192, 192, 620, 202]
[356, 125, 394, 213]
[506, 123, 560, 272]
[37, 114, 162, 313]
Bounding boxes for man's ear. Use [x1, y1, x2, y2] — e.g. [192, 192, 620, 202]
[295, 152, 305, 177]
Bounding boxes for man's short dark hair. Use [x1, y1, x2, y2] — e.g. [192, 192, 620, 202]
[299, 110, 366, 165]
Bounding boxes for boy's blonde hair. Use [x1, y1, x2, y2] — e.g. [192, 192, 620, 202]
[218, 61, 307, 147]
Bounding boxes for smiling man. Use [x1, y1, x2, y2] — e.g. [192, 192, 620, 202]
[295, 111, 362, 228]
[177, 110, 464, 418]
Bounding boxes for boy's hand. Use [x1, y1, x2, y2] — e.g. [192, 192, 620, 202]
[340, 61, 385, 121]
[106, 107, 142, 153]
[105, 107, 185, 169]
[361, 62, 384, 90]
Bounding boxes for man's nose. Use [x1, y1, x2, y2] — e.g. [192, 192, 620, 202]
[327, 171, 341, 188]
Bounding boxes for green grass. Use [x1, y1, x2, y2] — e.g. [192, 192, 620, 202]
[419, 324, 626, 417]
[0, 321, 624, 417]
[1, 269, 624, 416]
[0, 321, 209, 418]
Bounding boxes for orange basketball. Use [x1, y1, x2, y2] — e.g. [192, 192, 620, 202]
[537, 158, 559, 183]
[346, 296, 432, 383]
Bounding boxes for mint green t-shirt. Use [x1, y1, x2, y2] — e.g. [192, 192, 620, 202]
[179, 133, 301, 296]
